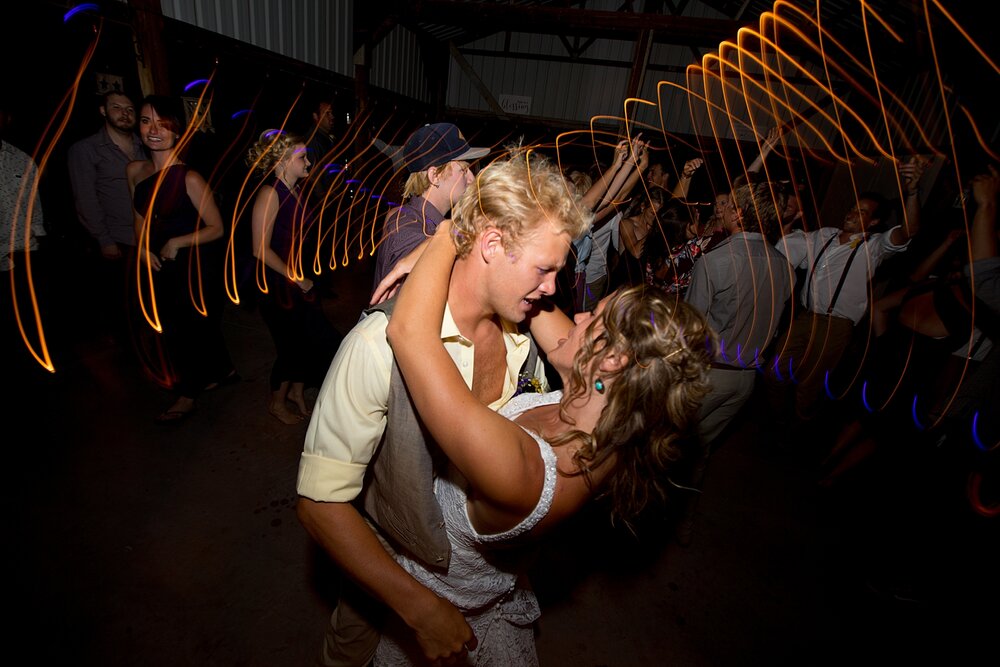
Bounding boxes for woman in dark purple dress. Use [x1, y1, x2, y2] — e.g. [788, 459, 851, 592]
[127, 95, 237, 423]
[248, 131, 340, 423]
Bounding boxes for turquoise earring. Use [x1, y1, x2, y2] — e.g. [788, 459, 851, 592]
[594, 378, 605, 394]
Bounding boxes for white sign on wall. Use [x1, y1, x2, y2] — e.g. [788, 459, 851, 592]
[498, 94, 531, 115]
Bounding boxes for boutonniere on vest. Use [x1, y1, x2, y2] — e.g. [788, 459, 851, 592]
[516, 371, 544, 395]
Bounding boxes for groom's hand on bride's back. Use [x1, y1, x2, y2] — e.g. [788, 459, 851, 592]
[412, 594, 478, 664]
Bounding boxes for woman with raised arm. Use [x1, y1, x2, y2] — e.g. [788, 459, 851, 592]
[247, 131, 341, 423]
[377, 207, 714, 664]
[127, 95, 237, 423]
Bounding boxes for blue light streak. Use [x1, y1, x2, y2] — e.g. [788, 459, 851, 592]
[64, 4, 99, 22]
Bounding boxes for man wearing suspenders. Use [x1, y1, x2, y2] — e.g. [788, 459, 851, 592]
[768, 158, 928, 423]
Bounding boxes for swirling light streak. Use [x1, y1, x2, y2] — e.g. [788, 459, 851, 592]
[860, 380, 874, 413]
[63, 3, 99, 22]
[10, 18, 102, 372]
[824, 369, 836, 401]
[919, 0, 1000, 431]
[198, 85, 259, 308]
[341, 115, 419, 265]
[686, 54, 847, 210]
[359, 111, 438, 262]
[956, 103, 1000, 163]
[134, 77, 217, 332]
[766, 2, 937, 156]
[225, 91, 303, 306]
[909, 394, 927, 431]
[222, 96, 264, 305]
[871, 330, 916, 413]
[728, 33, 888, 163]
[183, 79, 211, 93]
[305, 112, 379, 268]
[310, 109, 400, 269]
[970, 412, 983, 450]
[11, 0, 997, 436]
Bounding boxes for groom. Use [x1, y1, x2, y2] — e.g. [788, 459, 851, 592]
[296, 150, 590, 665]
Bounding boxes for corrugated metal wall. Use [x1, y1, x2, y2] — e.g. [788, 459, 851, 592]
[147, 0, 934, 158]
[633, 0, 728, 143]
[447, 30, 632, 124]
[443, 0, 761, 135]
[370, 25, 432, 104]
[158, 0, 354, 78]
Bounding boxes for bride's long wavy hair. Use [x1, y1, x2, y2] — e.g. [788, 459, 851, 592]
[551, 285, 715, 524]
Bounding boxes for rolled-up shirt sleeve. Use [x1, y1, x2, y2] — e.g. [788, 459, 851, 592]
[297, 313, 394, 502]
[775, 229, 809, 269]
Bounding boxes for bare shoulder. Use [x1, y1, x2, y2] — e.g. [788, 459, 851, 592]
[252, 183, 279, 216]
[184, 167, 209, 189]
[126, 159, 154, 184]
[255, 182, 278, 199]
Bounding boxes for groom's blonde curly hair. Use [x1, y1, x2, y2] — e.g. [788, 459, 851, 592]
[449, 147, 592, 257]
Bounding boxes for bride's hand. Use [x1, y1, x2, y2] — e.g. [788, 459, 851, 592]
[370, 246, 422, 305]
[370, 220, 453, 305]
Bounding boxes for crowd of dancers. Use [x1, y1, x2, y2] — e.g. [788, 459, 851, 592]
[3, 81, 997, 665]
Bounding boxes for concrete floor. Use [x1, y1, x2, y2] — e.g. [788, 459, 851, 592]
[10, 244, 996, 666]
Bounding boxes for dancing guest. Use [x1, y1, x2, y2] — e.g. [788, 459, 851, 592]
[68, 90, 144, 259]
[127, 95, 237, 422]
[766, 157, 927, 423]
[247, 131, 341, 424]
[68, 90, 145, 343]
[642, 202, 723, 297]
[371, 122, 487, 293]
[612, 185, 668, 290]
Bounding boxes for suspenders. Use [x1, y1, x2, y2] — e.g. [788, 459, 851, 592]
[806, 232, 866, 316]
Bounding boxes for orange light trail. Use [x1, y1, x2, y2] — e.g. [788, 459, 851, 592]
[9, 20, 102, 372]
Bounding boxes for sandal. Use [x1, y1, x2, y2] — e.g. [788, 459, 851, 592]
[155, 408, 195, 424]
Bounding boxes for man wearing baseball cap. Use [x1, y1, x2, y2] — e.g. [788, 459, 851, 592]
[371, 122, 488, 292]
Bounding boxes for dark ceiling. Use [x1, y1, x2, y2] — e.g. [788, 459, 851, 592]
[357, 0, 997, 106]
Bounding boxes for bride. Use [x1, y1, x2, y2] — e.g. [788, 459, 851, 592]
[376, 213, 714, 665]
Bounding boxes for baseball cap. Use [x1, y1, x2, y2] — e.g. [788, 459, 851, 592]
[402, 122, 489, 173]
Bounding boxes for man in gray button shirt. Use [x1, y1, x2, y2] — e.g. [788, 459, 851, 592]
[686, 181, 793, 444]
[677, 182, 793, 544]
[68, 90, 146, 342]
[68, 90, 144, 259]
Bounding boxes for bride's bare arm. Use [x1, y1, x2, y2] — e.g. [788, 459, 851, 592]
[525, 304, 574, 357]
[385, 223, 544, 530]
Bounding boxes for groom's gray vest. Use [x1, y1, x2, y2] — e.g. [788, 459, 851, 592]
[359, 298, 538, 570]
